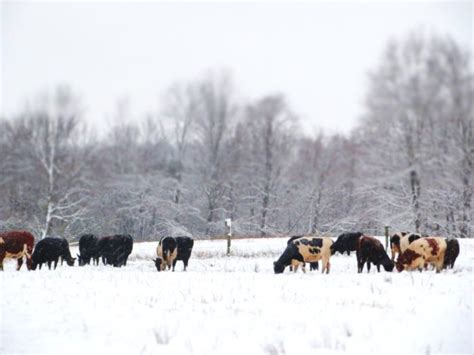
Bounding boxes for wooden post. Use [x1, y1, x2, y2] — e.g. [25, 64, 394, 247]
[225, 218, 232, 256]
[384, 225, 390, 251]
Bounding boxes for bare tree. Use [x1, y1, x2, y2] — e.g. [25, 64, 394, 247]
[193, 71, 238, 235]
[243, 95, 296, 236]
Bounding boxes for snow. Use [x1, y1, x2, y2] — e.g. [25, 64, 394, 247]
[1, 237, 473, 354]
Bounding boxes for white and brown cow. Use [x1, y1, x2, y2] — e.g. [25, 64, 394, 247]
[274, 236, 333, 274]
[0, 230, 35, 271]
[154, 236, 178, 271]
[390, 232, 421, 261]
[396, 237, 447, 273]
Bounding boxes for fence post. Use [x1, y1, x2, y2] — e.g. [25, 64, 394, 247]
[384, 225, 390, 251]
[225, 218, 232, 256]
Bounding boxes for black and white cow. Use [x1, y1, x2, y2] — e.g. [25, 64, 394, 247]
[155, 236, 178, 271]
[31, 237, 76, 270]
[330, 232, 363, 256]
[172, 236, 194, 271]
[287, 236, 318, 271]
[274, 236, 333, 274]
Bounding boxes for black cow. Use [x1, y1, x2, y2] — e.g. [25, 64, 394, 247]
[31, 237, 76, 270]
[443, 238, 460, 269]
[77, 234, 99, 266]
[356, 236, 394, 273]
[331, 232, 363, 256]
[97, 234, 133, 267]
[154, 236, 178, 271]
[172, 236, 194, 271]
[287, 236, 318, 271]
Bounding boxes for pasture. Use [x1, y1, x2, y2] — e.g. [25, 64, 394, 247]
[1, 237, 473, 354]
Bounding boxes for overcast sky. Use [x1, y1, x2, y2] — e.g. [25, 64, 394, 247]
[1, 1, 472, 135]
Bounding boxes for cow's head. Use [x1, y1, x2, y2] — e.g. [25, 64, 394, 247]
[382, 258, 394, 272]
[330, 238, 343, 255]
[26, 255, 34, 271]
[273, 261, 285, 274]
[154, 258, 165, 271]
[29, 258, 37, 271]
[66, 257, 76, 266]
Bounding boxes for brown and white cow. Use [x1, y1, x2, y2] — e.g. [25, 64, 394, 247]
[274, 236, 333, 274]
[0, 230, 35, 271]
[396, 237, 447, 273]
[389, 232, 422, 261]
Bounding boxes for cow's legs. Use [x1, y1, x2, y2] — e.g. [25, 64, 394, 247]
[17, 257, 24, 271]
[366, 261, 371, 273]
[172, 259, 177, 272]
[47, 261, 52, 270]
[356, 251, 363, 273]
[376, 264, 381, 272]
[183, 259, 188, 271]
[54, 259, 59, 269]
[39, 263, 43, 270]
[293, 263, 299, 273]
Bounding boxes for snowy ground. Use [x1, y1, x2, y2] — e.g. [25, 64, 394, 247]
[1, 237, 472, 354]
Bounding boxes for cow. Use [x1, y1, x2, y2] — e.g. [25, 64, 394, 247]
[443, 238, 460, 269]
[287, 235, 318, 271]
[77, 234, 99, 266]
[31, 237, 76, 270]
[172, 236, 194, 271]
[0, 230, 35, 271]
[390, 232, 420, 261]
[396, 237, 447, 273]
[154, 236, 178, 272]
[97, 234, 133, 267]
[330, 232, 363, 256]
[356, 235, 394, 273]
[274, 236, 333, 274]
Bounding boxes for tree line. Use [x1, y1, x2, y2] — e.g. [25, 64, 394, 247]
[1, 32, 472, 240]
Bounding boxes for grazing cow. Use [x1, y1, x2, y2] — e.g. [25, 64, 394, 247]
[443, 238, 460, 269]
[97, 234, 133, 267]
[77, 234, 99, 266]
[356, 235, 394, 273]
[274, 236, 333, 274]
[172, 236, 194, 271]
[0, 230, 35, 271]
[396, 237, 447, 273]
[287, 235, 319, 271]
[390, 232, 420, 261]
[330, 232, 363, 256]
[31, 237, 76, 270]
[155, 236, 178, 271]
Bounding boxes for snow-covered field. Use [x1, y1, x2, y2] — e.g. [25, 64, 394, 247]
[1, 237, 473, 354]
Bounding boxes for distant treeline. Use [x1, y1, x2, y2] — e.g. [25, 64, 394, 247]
[0, 31, 472, 240]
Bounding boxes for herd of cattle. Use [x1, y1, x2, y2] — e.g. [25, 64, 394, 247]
[274, 232, 460, 274]
[0, 230, 460, 274]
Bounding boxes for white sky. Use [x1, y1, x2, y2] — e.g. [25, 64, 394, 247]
[1, 1, 472, 136]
